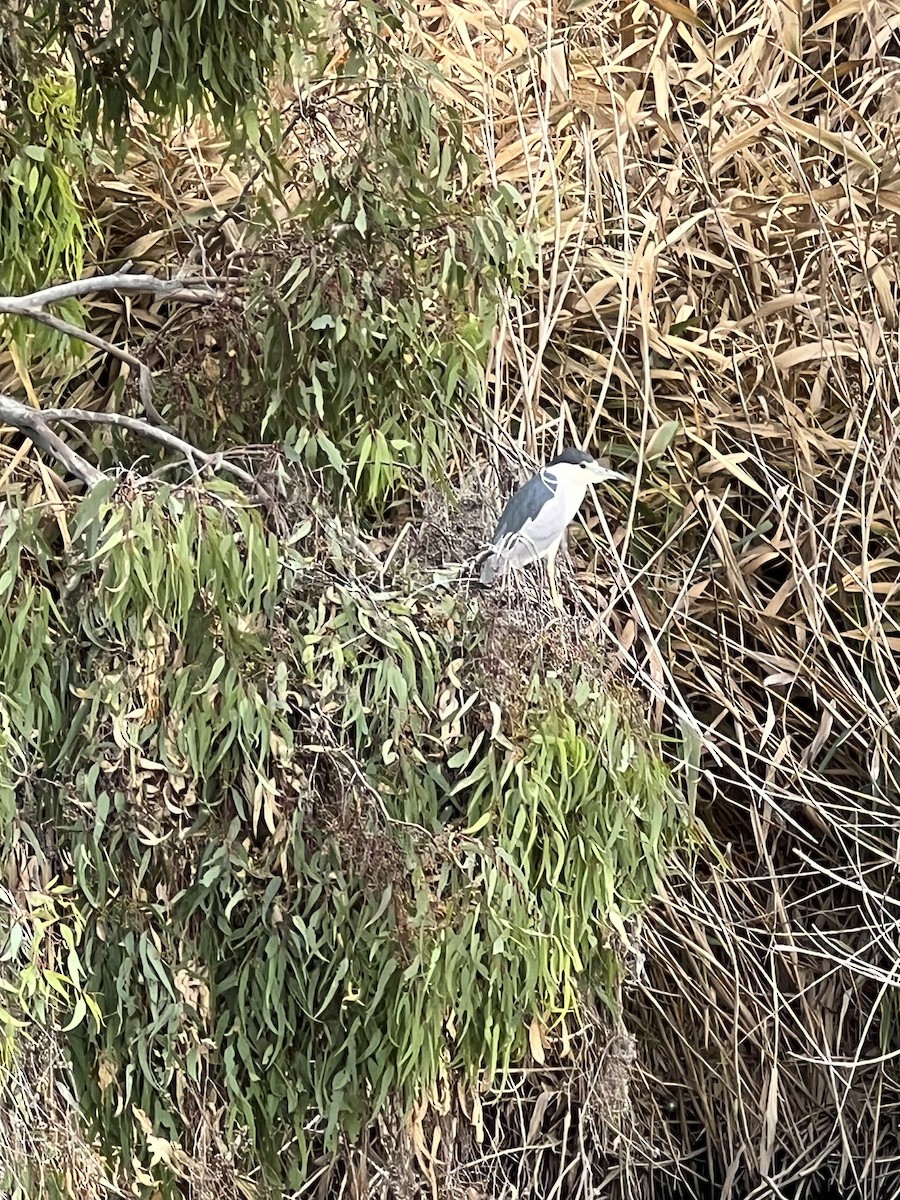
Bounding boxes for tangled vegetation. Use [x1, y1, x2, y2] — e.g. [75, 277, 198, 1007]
[421, 2, 900, 1198]
[0, 476, 683, 1195]
[0, 4, 688, 1196]
[4, 0, 900, 1197]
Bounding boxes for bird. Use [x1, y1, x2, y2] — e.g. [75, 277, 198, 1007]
[479, 447, 627, 608]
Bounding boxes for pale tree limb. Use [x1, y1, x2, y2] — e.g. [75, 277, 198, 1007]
[12, 305, 168, 427]
[39, 407, 265, 496]
[0, 270, 221, 426]
[0, 393, 105, 488]
[0, 271, 219, 312]
[0, 392, 271, 500]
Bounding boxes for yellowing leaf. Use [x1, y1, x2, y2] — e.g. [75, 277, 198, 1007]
[645, 420, 680, 462]
[528, 1017, 546, 1065]
[774, 341, 860, 370]
[646, 0, 706, 27]
[773, 111, 878, 173]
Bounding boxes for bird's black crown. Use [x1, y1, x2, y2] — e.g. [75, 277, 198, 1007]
[547, 447, 596, 467]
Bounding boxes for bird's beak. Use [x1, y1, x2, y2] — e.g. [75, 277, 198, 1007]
[589, 465, 629, 484]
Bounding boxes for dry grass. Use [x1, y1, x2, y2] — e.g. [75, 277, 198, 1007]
[0, 1022, 122, 1198]
[402, 1, 900, 1197]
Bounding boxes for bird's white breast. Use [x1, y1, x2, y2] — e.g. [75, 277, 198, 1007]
[516, 468, 588, 557]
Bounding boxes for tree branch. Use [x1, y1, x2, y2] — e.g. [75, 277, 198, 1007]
[0, 391, 271, 500]
[0, 270, 274, 500]
[13, 305, 168, 427]
[0, 270, 221, 426]
[0, 393, 105, 488]
[39, 407, 266, 496]
[0, 271, 219, 312]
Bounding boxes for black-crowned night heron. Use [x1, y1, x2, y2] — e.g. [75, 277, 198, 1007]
[479, 447, 627, 608]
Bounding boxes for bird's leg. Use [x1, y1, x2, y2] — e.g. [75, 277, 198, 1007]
[546, 543, 563, 611]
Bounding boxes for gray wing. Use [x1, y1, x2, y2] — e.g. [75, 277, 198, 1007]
[491, 471, 556, 543]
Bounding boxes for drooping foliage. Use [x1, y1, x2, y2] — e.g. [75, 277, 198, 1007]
[11, 0, 317, 140]
[0, 481, 684, 1194]
[0, 55, 85, 357]
[155, 10, 533, 506]
[2, 1, 533, 505]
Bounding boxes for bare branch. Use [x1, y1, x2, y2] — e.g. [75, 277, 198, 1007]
[0, 393, 105, 488]
[0, 390, 271, 501]
[0, 271, 219, 313]
[0, 269, 224, 425]
[39, 407, 268, 498]
[13, 306, 168, 427]
[0, 270, 272, 497]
